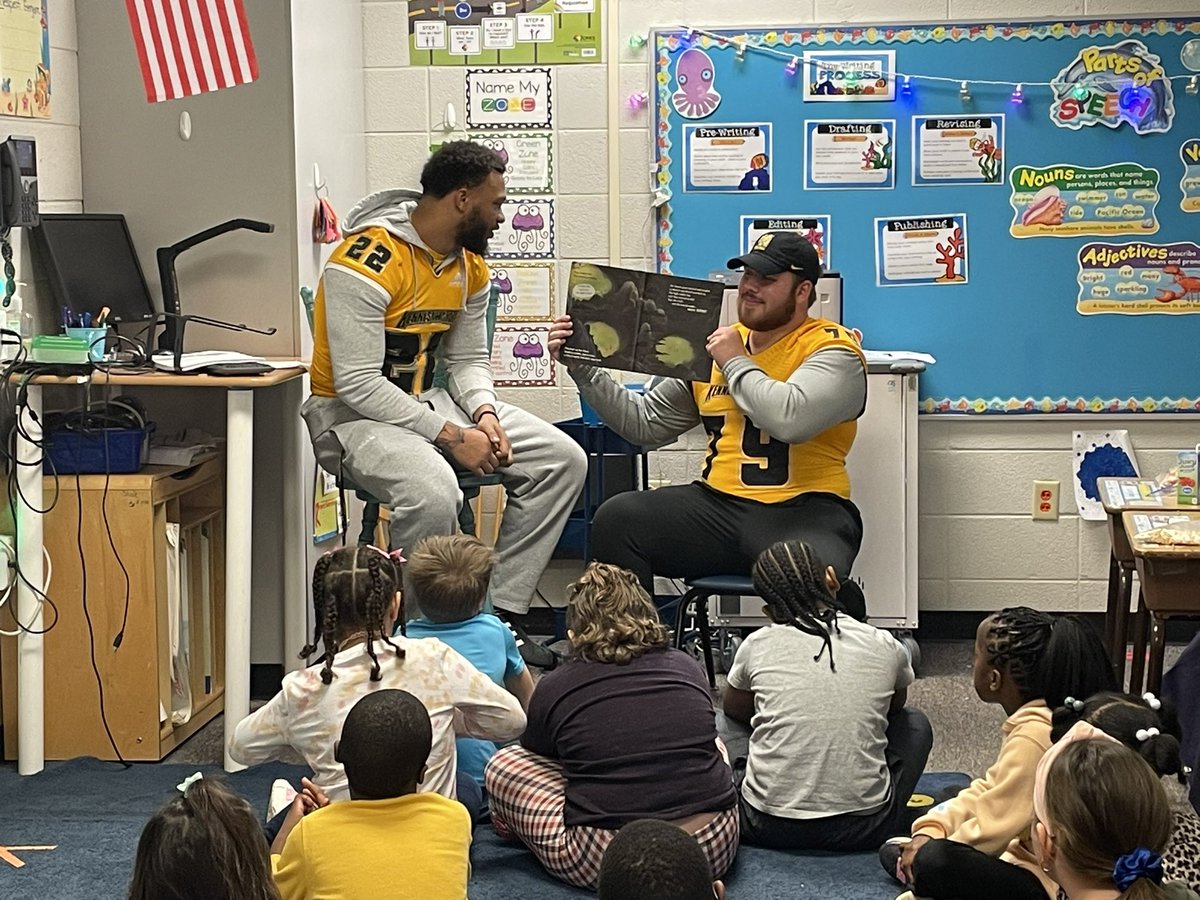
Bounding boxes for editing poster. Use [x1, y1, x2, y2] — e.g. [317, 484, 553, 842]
[471, 133, 554, 193]
[1009, 163, 1160, 237]
[804, 120, 895, 190]
[491, 324, 555, 387]
[874, 215, 969, 287]
[490, 262, 555, 320]
[488, 198, 555, 259]
[912, 115, 1005, 186]
[1076, 241, 1200, 315]
[683, 124, 772, 193]
[740, 215, 832, 267]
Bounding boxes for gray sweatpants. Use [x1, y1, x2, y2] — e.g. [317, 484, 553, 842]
[304, 388, 587, 614]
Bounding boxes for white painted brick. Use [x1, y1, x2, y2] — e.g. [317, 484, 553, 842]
[918, 451, 954, 517]
[952, 0, 1082, 14]
[919, 578, 948, 611]
[49, 48, 79, 128]
[619, 63, 649, 106]
[1077, 579, 1108, 614]
[363, 3, 410, 68]
[1079, 518, 1115, 581]
[620, 129, 654, 194]
[944, 580, 1080, 612]
[428, 67, 466, 133]
[945, 516, 1079, 580]
[556, 195, 610, 260]
[668, 0, 820, 26]
[365, 69, 429, 132]
[48, 0, 76, 52]
[814, 0, 949, 21]
[557, 130, 609, 194]
[681, 425, 709, 450]
[621, 0, 689, 44]
[919, 515, 949, 581]
[555, 66, 607, 130]
[917, 419, 951, 450]
[366, 133, 431, 193]
[1083, 0, 1191, 13]
[498, 387, 562, 423]
[619, 258, 651, 271]
[933, 450, 1074, 516]
[944, 422, 1073, 451]
[620, 193, 656, 259]
[33, 124, 82, 203]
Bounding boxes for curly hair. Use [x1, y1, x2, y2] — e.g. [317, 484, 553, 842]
[567, 563, 669, 665]
[1051, 692, 1185, 782]
[420, 140, 506, 198]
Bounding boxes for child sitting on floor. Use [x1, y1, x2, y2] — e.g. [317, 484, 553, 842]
[404, 534, 535, 795]
[271, 690, 471, 899]
[228, 544, 526, 823]
[722, 540, 932, 850]
[128, 775, 279, 900]
[1035, 734, 1199, 900]
[598, 819, 726, 900]
[880, 606, 1116, 898]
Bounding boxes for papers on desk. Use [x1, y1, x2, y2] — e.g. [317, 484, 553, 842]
[148, 428, 223, 467]
[1133, 514, 1200, 546]
[151, 350, 268, 372]
[1104, 479, 1168, 509]
[863, 350, 937, 366]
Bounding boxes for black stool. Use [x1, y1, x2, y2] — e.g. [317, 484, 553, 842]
[339, 471, 505, 547]
[672, 574, 757, 689]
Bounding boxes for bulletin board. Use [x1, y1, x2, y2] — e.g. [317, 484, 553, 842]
[653, 19, 1200, 414]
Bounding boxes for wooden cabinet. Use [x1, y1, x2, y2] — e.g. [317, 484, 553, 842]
[1, 457, 225, 761]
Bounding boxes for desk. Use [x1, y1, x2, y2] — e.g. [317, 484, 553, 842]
[1122, 510, 1200, 694]
[12, 366, 308, 774]
[1096, 477, 1185, 687]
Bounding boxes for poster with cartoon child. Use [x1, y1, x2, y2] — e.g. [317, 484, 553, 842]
[683, 124, 771, 193]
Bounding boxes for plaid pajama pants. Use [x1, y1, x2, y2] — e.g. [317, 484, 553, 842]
[484, 745, 740, 890]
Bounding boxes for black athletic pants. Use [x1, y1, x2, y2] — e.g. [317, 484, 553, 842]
[911, 839, 1049, 900]
[591, 481, 864, 602]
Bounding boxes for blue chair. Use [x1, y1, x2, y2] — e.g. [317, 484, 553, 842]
[672, 574, 757, 689]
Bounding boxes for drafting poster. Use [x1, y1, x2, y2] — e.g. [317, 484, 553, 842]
[912, 115, 1005, 186]
[488, 198, 554, 258]
[0, 0, 50, 118]
[408, 1, 601, 66]
[740, 215, 832, 267]
[683, 124, 772, 193]
[492, 324, 555, 386]
[804, 120, 894, 190]
[471, 133, 553, 193]
[874, 215, 969, 287]
[1073, 430, 1137, 521]
[490, 262, 554, 320]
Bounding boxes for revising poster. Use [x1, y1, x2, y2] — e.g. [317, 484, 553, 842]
[1073, 430, 1138, 521]
[1076, 241, 1200, 314]
[490, 262, 555, 320]
[471, 133, 553, 193]
[408, 1, 601, 66]
[804, 120, 895, 190]
[1009, 163, 1161, 237]
[491, 324, 555, 386]
[912, 115, 1005, 186]
[683, 124, 772, 192]
[488, 198, 555, 258]
[740, 215, 832, 267]
[874, 215, 969, 287]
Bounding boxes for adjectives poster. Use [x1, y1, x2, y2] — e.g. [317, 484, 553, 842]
[1076, 241, 1200, 315]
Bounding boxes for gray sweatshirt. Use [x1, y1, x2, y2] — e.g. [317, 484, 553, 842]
[302, 190, 496, 444]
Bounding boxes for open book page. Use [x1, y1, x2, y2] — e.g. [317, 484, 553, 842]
[562, 263, 724, 380]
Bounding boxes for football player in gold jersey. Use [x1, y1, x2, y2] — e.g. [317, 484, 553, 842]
[303, 143, 586, 667]
[548, 232, 868, 617]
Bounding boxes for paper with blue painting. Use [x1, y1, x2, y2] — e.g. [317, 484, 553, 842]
[1074, 430, 1138, 520]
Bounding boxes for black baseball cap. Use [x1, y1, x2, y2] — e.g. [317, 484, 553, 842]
[727, 231, 822, 283]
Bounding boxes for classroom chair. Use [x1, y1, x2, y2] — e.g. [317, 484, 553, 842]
[339, 470, 503, 548]
[672, 574, 757, 689]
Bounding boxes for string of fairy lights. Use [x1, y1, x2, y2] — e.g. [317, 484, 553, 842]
[624, 25, 1200, 108]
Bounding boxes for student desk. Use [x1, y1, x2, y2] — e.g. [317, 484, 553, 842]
[1096, 477, 1185, 688]
[11, 366, 308, 774]
[1121, 509, 1200, 694]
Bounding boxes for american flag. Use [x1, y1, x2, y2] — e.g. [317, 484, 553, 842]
[124, 0, 259, 104]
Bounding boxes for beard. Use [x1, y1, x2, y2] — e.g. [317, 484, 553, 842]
[456, 207, 493, 255]
[739, 293, 797, 332]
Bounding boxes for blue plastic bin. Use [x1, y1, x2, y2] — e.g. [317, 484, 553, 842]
[43, 426, 153, 475]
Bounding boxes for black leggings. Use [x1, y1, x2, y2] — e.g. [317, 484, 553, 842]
[912, 839, 1049, 900]
[592, 481, 863, 596]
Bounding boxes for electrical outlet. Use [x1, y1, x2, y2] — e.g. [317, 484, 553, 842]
[1032, 480, 1059, 520]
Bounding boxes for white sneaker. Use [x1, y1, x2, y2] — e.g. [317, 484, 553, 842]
[267, 778, 297, 820]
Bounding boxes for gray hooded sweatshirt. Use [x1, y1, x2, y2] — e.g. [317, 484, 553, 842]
[302, 190, 497, 447]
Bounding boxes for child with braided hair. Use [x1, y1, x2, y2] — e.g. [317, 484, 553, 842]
[721, 540, 932, 850]
[228, 544, 526, 821]
[880, 606, 1116, 899]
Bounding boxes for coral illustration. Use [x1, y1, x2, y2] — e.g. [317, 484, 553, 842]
[934, 226, 966, 282]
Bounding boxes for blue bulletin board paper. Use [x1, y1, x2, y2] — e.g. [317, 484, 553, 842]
[653, 19, 1200, 415]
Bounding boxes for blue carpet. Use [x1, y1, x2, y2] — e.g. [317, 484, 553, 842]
[0, 758, 969, 899]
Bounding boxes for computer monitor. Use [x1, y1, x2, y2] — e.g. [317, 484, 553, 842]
[30, 213, 158, 325]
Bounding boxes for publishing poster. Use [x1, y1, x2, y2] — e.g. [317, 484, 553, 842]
[804, 120, 894, 190]
[874, 215, 969, 287]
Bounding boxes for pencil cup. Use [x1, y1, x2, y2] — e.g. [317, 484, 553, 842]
[65, 326, 112, 362]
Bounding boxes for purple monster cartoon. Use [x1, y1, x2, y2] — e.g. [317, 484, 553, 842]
[672, 48, 721, 119]
[510, 330, 547, 379]
[481, 137, 510, 167]
[509, 204, 547, 253]
[490, 268, 514, 314]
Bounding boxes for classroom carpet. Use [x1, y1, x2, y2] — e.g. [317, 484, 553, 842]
[0, 756, 970, 900]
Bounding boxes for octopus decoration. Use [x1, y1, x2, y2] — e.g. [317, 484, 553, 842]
[671, 48, 721, 119]
[510, 330, 548, 379]
[490, 268, 515, 315]
[509, 204, 548, 253]
[477, 137, 511, 180]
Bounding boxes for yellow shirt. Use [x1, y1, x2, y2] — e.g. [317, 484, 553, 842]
[310, 226, 491, 397]
[692, 317, 865, 503]
[272, 792, 471, 900]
